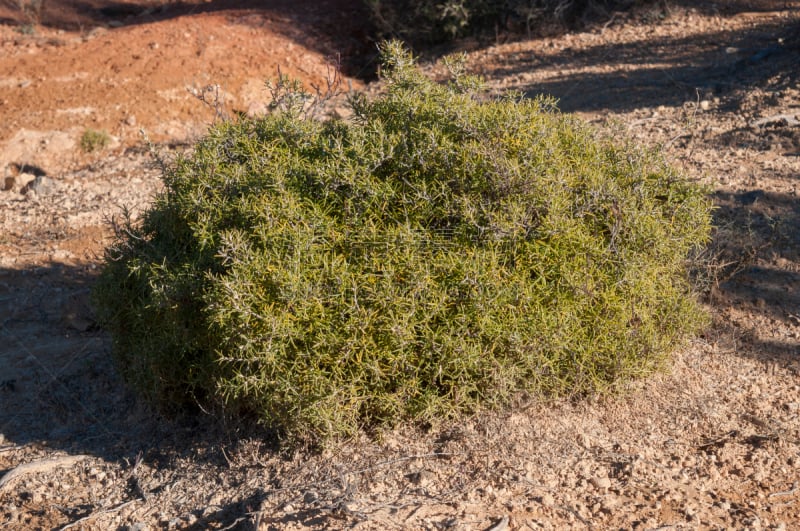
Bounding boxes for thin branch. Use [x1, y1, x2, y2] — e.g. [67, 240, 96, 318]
[218, 516, 247, 531]
[343, 452, 460, 477]
[58, 499, 137, 531]
[0, 455, 89, 493]
[769, 484, 798, 498]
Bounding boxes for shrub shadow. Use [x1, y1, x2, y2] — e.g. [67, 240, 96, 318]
[0, 259, 287, 528]
[491, 16, 800, 114]
[0, 256, 333, 530]
[707, 188, 800, 362]
[0, 260, 279, 466]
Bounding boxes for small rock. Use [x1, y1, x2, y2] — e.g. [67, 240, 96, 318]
[21, 175, 56, 197]
[540, 493, 555, 507]
[700, 100, 710, 111]
[2, 176, 14, 191]
[602, 497, 619, 512]
[246, 101, 269, 118]
[86, 27, 107, 38]
[64, 313, 94, 332]
[590, 476, 611, 490]
[407, 469, 433, 487]
[125, 523, 149, 531]
[332, 106, 353, 120]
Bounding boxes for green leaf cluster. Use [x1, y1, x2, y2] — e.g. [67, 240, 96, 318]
[80, 128, 111, 153]
[94, 42, 711, 445]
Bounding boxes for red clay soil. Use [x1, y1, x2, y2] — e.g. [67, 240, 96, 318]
[0, 0, 373, 172]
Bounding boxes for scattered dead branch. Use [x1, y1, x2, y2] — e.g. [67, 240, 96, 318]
[487, 515, 510, 531]
[750, 113, 800, 128]
[769, 484, 799, 498]
[58, 499, 137, 531]
[0, 455, 89, 493]
[187, 83, 230, 123]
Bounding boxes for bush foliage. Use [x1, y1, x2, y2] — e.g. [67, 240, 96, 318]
[94, 42, 711, 444]
[80, 128, 110, 153]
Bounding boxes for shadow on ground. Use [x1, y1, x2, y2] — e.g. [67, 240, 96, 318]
[0, 260, 278, 463]
[493, 16, 800, 114]
[705, 187, 800, 361]
[0, 259, 311, 529]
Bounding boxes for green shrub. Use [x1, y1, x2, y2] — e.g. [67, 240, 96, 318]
[93, 42, 711, 445]
[80, 128, 110, 153]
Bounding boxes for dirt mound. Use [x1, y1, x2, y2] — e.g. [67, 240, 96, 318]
[0, 0, 373, 175]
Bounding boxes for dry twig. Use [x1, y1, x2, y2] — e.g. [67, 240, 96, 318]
[58, 500, 137, 531]
[487, 515, 510, 531]
[768, 484, 798, 498]
[0, 455, 89, 493]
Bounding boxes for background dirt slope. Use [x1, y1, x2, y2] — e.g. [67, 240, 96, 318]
[1, 1, 799, 530]
[0, 0, 372, 175]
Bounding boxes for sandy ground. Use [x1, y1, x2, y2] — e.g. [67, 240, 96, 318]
[1, 1, 799, 529]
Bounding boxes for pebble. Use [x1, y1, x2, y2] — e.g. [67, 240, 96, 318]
[590, 476, 611, 490]
[21, 175, 56, 197]
[602, 498, 618, 512]
[246, 101, 269, 118]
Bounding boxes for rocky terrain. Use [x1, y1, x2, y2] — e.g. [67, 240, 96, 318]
[1, 1, 799, 529]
